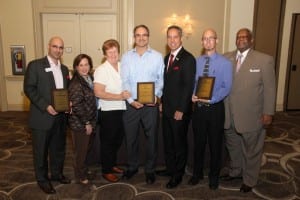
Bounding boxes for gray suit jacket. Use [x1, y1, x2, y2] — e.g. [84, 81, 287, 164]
[223, 49, 276, 133]
[24, 56, 69, 130]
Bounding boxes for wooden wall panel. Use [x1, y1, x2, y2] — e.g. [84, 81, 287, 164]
[253, 0, 285, 73]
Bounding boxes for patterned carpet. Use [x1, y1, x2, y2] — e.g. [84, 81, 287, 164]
[0, 111, 299, 200]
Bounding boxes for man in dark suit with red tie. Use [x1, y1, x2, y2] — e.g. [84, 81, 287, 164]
[24, 36, 71, 194]
[158, 25, 196, 188]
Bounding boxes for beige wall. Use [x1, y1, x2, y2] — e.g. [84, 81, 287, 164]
[134, 0, 227, 57]
[225, 0, 255, 51]
[0, 0, 35, 110]
[134, 0, 255, 56]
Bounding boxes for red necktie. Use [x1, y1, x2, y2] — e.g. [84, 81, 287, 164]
[167, 54, 174, 71]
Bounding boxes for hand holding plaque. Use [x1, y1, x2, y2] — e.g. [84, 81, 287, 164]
[137, 82, 155, 104]
[52, 89, 69, 112]
[195, 76, 215, 100]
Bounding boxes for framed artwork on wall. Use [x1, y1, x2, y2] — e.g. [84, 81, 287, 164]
[10, 45, 26, 75]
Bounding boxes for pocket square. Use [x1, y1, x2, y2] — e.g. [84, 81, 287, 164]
[173, 66, 180, 70]
[249, 69, 260, 72]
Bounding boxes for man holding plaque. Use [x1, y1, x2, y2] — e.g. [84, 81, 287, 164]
[188, 29, 232, 190]
[222, 28, 276, 193]
[159, 25, 196, 189]
[24, 36, 71, 194]
[121, 24, 164, 184]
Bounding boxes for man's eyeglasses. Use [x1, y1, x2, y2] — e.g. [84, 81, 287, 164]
[51, 45, 64, 50]
[236, 35, 249, 40]
[202, 37, 216, 42]
[134, 34, 149, 38]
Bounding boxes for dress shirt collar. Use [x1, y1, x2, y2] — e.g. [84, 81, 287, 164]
[237, 48, 250, 61]
[47, 55, 61, 67]
[170, 46, 182, 58]
[204, 52, 217, 60]
[133, 46, 153, 54]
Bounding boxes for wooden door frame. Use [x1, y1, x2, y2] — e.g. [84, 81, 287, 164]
[252, 0, 286, 81]
[0, 25, 8, 111]
[284, 13, 300, 111]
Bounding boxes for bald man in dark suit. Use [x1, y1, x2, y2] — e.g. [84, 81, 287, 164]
[24, 36, 71, 194]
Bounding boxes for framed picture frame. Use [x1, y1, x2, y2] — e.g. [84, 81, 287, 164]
[10, 45, 26, 75]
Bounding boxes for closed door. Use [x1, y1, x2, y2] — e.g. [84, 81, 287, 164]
[80, 14, 117, 66]
[42, 13, 117, 68]
[286, 14, 300, 110]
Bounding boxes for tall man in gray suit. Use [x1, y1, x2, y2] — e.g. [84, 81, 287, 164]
[222, 28, 276, 193]
[24, 36, 71, 194]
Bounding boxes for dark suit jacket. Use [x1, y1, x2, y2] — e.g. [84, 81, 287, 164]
[162, 47, 196, 118]
[24, 56, 69, 130]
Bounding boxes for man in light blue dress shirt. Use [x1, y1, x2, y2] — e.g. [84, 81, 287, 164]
[188, 29, 232, 190]
[121, 24, 164, 184]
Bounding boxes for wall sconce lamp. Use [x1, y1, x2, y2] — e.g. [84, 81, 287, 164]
[166, 14, 193, 39]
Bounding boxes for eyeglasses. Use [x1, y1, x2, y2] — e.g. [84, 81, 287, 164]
[236, 35, 249, 40]
[51, 45, 64, 50]
[202, 37, 216, 42]
[134, 34, 149, 38]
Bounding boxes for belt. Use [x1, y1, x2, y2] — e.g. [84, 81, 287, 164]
[196, 102, 210, 107]
[133, 99, 158, 106]
[196, 101, 223, 108]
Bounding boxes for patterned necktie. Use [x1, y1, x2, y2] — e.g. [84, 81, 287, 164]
[236, 54, 243, 73]
[167, 54, 174, 71]
[202, 57, 210, 76]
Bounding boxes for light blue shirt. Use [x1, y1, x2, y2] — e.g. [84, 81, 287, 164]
[121, 47, 164, 104]
[194, 52, 233, 104]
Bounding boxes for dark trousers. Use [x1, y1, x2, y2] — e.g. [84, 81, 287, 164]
[192, 102, 224, 184]
[99, 110, 124, 174]
[162, 115, 190, 178]
[71, 129, 91, 180]
[123, 104, 159, 173]
[31, 114, 67, 182]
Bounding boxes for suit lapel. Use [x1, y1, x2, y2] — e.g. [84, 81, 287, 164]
[230, 50, 238, 73]
[61, 66, 69, 89]
[166, 48, 185, 73]
[164, 54, 169, 74]
[233, 49, 253, 74]
[172, 48, 184, 67]
[42, 57, 69, 89]
[42, 57, 56, 89]
[239, 49, 253, 73]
